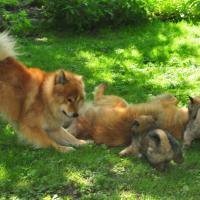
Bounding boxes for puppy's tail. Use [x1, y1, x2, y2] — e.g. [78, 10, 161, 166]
[0, 32, 17, 61]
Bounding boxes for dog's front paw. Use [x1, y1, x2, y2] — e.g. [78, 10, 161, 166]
[76, 139, 93, 146]
[56, 146, 75, 153]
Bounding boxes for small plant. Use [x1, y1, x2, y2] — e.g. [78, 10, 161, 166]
[0, 0, 44, 35]
[2, 10, 32, 34]
[43, 0, 148, 31]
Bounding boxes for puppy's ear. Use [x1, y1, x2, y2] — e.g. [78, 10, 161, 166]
[132, 120, 140, 128]
[55, 70, 68, 85]
[166, 132, 178, 150]
[149, 131, 160, 146]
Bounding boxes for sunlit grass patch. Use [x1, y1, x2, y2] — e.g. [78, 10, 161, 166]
[0, 166, 8, 182]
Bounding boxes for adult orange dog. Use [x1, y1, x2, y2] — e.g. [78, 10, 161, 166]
[0, 32, 87, 152]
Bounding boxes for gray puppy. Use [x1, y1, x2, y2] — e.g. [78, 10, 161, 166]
[120, 115, 183, 170]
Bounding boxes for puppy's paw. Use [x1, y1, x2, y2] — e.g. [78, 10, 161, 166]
[119, 145, 139, 157]
[119, 149, 129, 156]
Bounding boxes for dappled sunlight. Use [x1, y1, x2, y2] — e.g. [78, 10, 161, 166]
[78, 50, 95, 62]
[18, 21, 200, 102]
[119, 192, 156, 200]
[148, 65, 200, 98]
[157, 33, 167, 42]
[0, 165, 8, 181]
[119, 191, 135, 199]
[0, 140, 200, 199]
[16, 179, 31, 191]
[63, 170, 92, 188]
[111, 161, 128, 175]
[115, 47, 142, 62]
[77, 50, 115, 68]
[59, 21, 200, 102]
[54, 54, 65, 60]
[35, 37, 48, 43]
[76, 50, 115, 82]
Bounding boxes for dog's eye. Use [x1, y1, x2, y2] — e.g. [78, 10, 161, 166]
[68, 98, 73, 102]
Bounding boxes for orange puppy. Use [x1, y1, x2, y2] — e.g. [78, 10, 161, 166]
[68, 84, 189, 146]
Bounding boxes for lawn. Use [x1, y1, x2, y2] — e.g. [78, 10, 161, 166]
[1, 20, 200, 199]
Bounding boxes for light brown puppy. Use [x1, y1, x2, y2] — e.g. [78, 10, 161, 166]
[184, 96, 200, 147]
[68, 84, 189, 146]
[0, 32, 87, 152]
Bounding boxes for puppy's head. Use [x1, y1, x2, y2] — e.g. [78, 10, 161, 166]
[131, 115, 158, 136]
[145, 129, 183, 170]
[49, 70, 85, 126]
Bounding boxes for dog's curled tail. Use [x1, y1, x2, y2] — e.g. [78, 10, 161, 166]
[0, 32, 17, 61]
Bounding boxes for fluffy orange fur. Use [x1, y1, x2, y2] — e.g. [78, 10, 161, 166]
[68, 84, 189, 146]
[0, 32, 87, 152]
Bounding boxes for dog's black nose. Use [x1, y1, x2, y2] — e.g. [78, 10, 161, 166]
[72, 112, 79, 118]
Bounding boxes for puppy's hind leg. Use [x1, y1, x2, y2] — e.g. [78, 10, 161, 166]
[93, 83, 108, 101]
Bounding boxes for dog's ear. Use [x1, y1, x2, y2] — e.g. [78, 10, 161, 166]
[55, 70, 68, 85]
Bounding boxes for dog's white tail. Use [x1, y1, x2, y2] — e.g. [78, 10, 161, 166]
[0, 32, 17, 61]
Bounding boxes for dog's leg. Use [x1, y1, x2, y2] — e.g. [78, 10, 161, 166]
[19, 125, 75, 152]
[47, 127, 90, 147]
[66, 121, 78, 137]
[93, 83, 107, 101]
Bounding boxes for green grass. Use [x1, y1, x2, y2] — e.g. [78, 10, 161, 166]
[1, 20, 200, 199]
